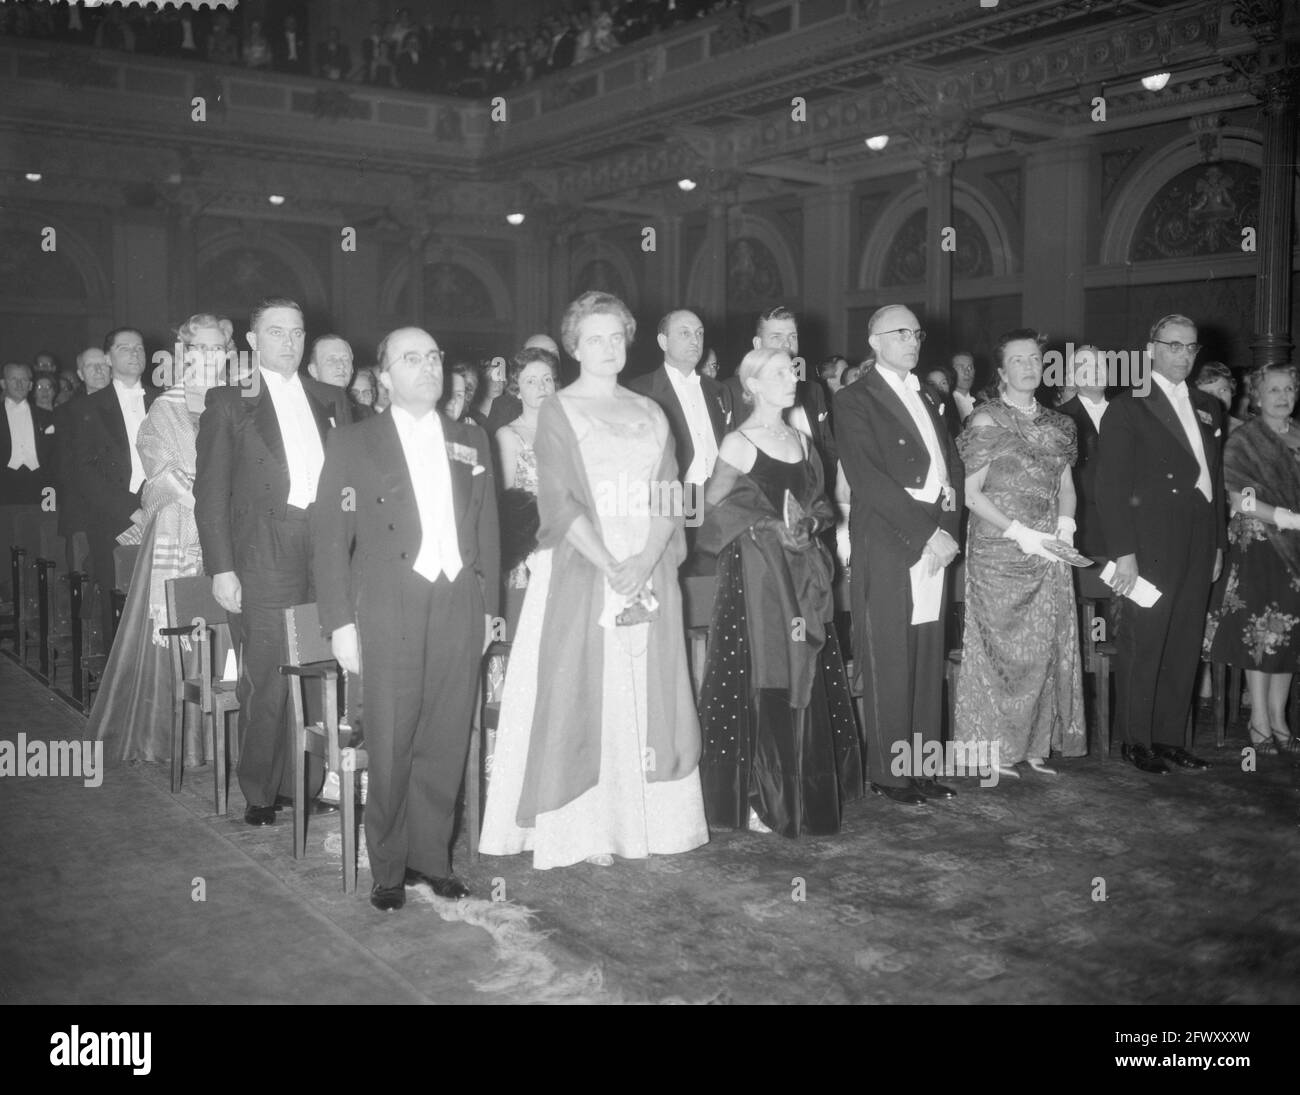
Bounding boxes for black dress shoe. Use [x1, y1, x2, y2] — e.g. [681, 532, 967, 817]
[273, 795, 340, 815]
[870, 782, 927, 805]
[1152, 744, 1211, 770]
[405, 868, 471, 899]
[369, 883, 405, 912]
[243, 804, 277, 826]
[912, 777, 956, 799]
[1121, 744, 1169, 774]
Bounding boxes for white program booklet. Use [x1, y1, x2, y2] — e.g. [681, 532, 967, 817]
[1099, 561, 1163, 607]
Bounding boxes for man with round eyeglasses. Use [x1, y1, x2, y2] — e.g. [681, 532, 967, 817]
[194, 296, 353, 826]
[1097, 313, 1225, 775]
[835, 304, 964, 806]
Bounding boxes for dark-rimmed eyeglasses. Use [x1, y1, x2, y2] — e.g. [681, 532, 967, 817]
[880, 328, 926, 344]
[1153, 339, 1200, 356]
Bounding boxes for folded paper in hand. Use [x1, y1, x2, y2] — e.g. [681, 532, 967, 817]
[1099, 561, 1162, 607]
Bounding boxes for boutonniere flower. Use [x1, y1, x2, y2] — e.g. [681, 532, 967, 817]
[1196, 409, 1213, 425]
[1214, 428, 1222, 438]
[818, 410, 829, 422]
[447, 441, 478, 466]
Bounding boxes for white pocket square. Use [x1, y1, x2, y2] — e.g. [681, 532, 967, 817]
[1214, 428, 1222, 438]
[329, 416, 336, 428]
[43, 425, 55, 434]
[472, 464, 485, 476]
[818, 411, 829, 421]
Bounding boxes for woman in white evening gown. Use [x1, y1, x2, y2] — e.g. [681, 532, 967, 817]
[480, 291, 708, 869]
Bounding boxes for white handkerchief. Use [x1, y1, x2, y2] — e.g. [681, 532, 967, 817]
[908, 555, 944, 624]
[1099, 561, 1163, 607]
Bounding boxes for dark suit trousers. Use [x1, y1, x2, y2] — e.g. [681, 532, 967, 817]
[856, 565, 945, 787]
[1114, 497, 1216, 749]
[361, 566, 483, 887]
[230, 509, 324, 807]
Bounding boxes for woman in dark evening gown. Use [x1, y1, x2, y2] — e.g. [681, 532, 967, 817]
[955, 329, 1086, 778]
[1204, 363, 1300, 755]
[697, 347, 862, 837]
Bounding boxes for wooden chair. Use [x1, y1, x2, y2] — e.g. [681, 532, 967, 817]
[280, 603, 367, 893]
[159, 576, 239, 814]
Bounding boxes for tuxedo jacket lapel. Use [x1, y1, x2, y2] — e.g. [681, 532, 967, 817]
[304, 385, 334, 441]
[1146, 384, 1195, 459]
[248, 385, 288, 471]
[367, 410, 414, 503]
[653, 368, 694, 472]
[863, 366, 925, 449]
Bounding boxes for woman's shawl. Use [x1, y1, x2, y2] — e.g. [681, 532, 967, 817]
[697, 445, 835, 709]
[1223, 414, 1300, 579]
[516, 392, 700, 826]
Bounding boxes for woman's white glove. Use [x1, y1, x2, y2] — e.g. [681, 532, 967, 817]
[1055, 515, 1077, 547]
[1003, 519, 1058, 560]
[1275, 507, 1300, 531]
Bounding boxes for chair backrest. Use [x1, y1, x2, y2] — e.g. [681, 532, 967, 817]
[284, 602, 332, 666]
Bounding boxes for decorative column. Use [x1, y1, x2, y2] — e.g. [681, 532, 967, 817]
[909, 120, 971, 360]
[659, 212, 683, 312]
[1022, 140, 1089, 341]
[1250, 69, 1298, 368]
[802, 183, 852, 357]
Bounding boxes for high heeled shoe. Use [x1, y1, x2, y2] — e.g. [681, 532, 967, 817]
[996, 764, 1022, 779]
[747, 807, 773, 834]
[1026, 758, 1057, 775]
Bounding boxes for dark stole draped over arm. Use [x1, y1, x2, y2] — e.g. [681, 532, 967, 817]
[516, 394, 701, 827]
[697, 449, 836, 709]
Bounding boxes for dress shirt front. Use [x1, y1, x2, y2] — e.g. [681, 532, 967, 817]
[877, 365, 949, 504]
[665, 364, 718, 485]
[1151, 371, 1212, 502]
[113, 378, 148, 493]
[1079, 393, 1108, 435]
[259, 368, 325, 508]
[391, 404, 461, 583]
[5, 398, 38, 470]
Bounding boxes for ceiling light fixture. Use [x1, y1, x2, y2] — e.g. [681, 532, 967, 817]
[677, 178, 697, 191]
[506, 212, 525, 225]
[268, 194, 286, 205]
[1141, 72, 1171, 91]
[865, 134, 890, 151]
[25, 172, 42, 182]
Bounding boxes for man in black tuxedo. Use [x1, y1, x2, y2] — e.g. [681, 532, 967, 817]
[835, 304, 964, 805]
[273, 14, 309, 74]
[1, 363, 57, 602]
[1055, 345, 1110, 558]
[67, 328, 156, 642]
[313, 326, 499, 911]
[629, 309, 732, 491]
[195, 297, 352, 825]
[52, 347, 112, 574]
[315, 26, 351, 80]
[1097, 314, 1225, 774]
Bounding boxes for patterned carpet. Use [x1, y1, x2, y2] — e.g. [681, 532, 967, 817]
[464, 718, 1300, 1004]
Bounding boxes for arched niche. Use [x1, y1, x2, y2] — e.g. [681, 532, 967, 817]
[379, 242, 513, 322]
[195, 229, 329, 316]
[0, 212, 111, 305]
[1098, 132, 1264, 266]
[684, 211, 801, 308]
[569, 237, 640, 311]
[857, 183, 1014, 291]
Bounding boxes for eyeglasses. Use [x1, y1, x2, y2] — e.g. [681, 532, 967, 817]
[880, 328, 927, 344]
[1153, 339, 1200, 356]
[398, 349, 443, 368]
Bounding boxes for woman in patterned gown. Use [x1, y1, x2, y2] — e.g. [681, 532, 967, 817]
[954, 328, 1086, 778]
[88, 313, 230, 764]
[696, 348, 862, 836]
[479, 291, 708, 868]
[1204, 363, 1300, 755]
